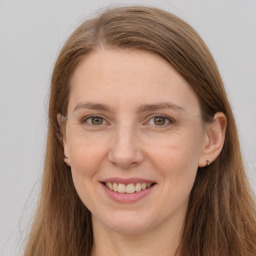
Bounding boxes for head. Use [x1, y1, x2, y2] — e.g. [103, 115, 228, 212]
[26, 6, 255, 256]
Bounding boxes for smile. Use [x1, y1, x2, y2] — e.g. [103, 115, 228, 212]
[101, 178, 157, 202]
[104, 182, 154, 194]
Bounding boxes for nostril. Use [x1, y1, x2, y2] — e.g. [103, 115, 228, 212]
[107, 142, 144, 168]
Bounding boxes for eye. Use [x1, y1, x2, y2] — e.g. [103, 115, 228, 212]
[147, 115, 174, 126]
[81, 116, 108, 126]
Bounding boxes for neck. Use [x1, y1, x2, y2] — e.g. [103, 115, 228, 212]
[91, 213, 184, 256]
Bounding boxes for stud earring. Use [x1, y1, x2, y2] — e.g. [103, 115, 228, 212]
[64, 155, 69, 159]
[206, 159, 210, 166]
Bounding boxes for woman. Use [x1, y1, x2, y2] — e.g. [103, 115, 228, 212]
[24, 6, 256, 256]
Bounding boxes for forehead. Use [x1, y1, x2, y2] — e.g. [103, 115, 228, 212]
[68, 49, 200, 115]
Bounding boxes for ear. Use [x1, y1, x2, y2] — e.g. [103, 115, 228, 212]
[57, 113, 71, 166]
[198, 112, 227, 167]
[57, 113, 62, 127]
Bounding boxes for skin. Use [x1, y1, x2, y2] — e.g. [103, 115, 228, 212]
[59, 49, 226, 256]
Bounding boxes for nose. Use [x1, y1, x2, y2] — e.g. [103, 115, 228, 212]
[108, 125, 144, 169]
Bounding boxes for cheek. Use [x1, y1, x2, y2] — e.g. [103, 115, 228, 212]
[150, 132, 201, 168]
[148, 142, 199, 218]
[152, 143, 199, 185]
[147, 129, 203, 189]
[68, 137, 108, 178]
[67, 139, 108, 210]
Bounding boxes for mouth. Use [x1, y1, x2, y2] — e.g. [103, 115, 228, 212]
[101, 181, 156, 194]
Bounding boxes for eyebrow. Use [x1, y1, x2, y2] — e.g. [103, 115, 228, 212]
[72, 102, 112, 113]
[72, 102, 184, 113]
[137, 103, 184, 112]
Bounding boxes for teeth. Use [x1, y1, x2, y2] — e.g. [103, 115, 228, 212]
[118, 184, 126, 193]
[113, 183, 118, 192]
[135, 183, 141, 192]
[126, 184, 135, 193]
[105, 182, 153, 194]
[106, 182, 113, 190]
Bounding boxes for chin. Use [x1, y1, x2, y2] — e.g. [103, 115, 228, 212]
[95, 211, 158, 235]
[109, 221, 152, 235]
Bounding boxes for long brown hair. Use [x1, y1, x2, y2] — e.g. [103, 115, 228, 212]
[24, 6, 256, 256]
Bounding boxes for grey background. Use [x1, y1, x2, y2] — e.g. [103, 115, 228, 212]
[0, 0, 255, 255]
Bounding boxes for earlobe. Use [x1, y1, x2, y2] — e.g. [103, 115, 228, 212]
[64, 155, 71, 166]
[57, 113, 62, 127]
[198, 112, 227, 167]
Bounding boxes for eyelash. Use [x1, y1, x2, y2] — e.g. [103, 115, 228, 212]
[80, 115, 175, 128]
[144, 115, 175, 127]
[81, 115, 109, 126]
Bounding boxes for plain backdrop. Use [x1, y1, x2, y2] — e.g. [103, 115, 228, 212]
[0, 0, 256, 255]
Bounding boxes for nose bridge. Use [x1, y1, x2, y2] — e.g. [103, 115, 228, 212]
[108, 122, 143, 168]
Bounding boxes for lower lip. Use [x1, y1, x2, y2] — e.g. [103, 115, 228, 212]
[101, 183, 156, 203]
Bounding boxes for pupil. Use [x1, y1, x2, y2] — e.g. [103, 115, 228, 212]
[92, 117, 103, 125]
[154, 117, 165, 125]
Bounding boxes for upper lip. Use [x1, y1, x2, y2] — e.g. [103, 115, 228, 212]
[102, 177, 156, 185]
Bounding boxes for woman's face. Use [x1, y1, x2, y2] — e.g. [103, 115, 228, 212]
[63, 49, 209, 235]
